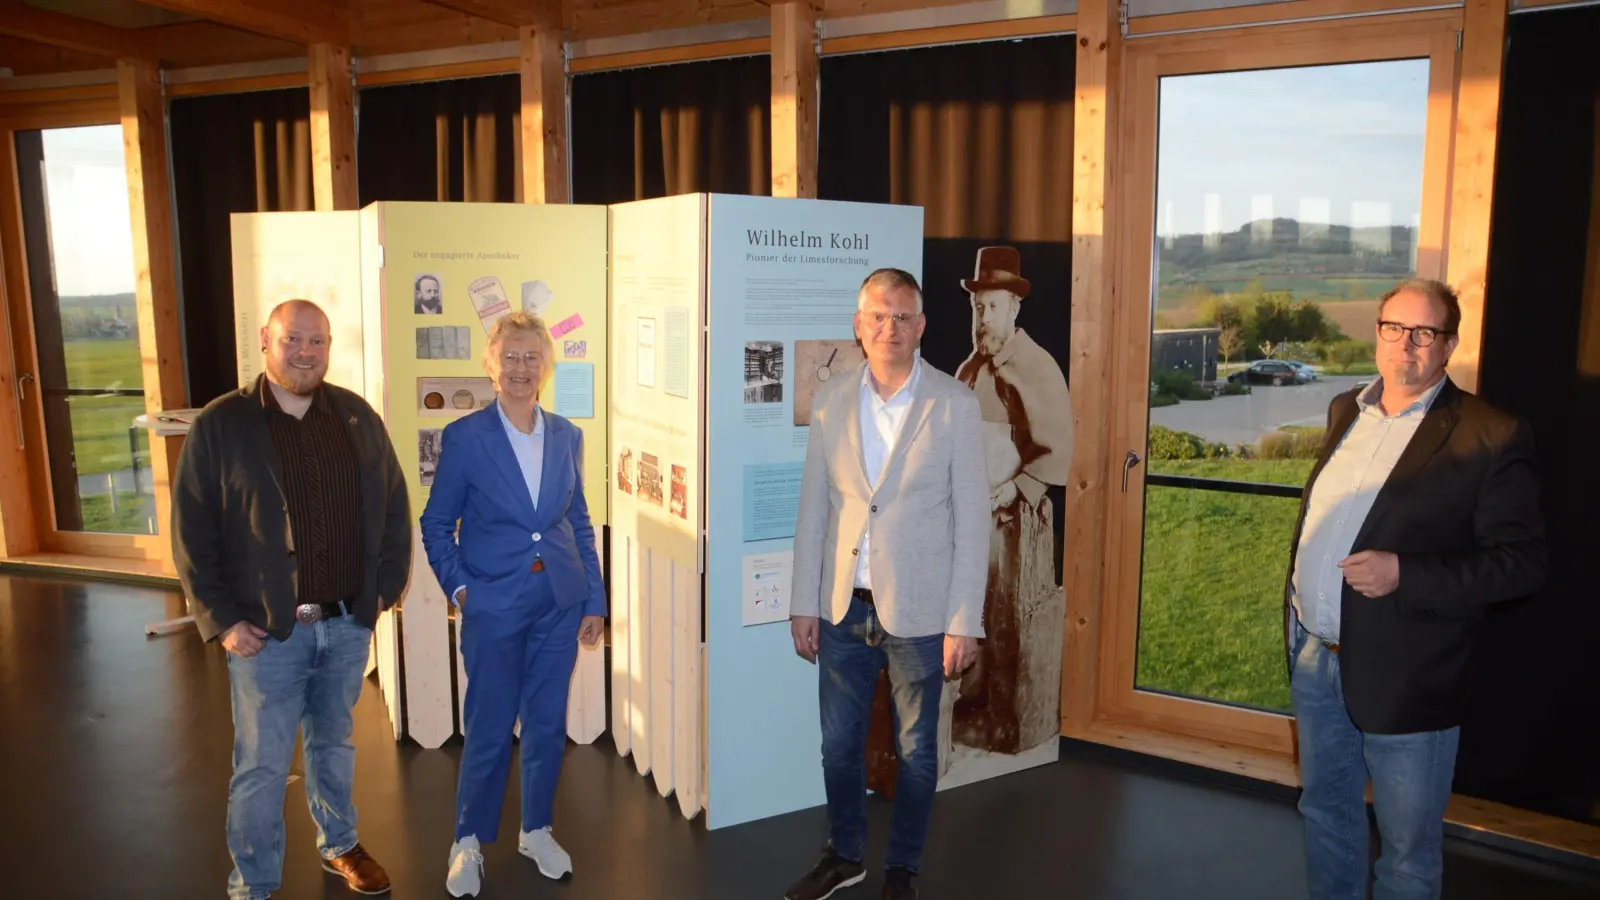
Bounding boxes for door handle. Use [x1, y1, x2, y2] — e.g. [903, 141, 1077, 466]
[1122, 449, 1142, 493]
[16, 372, 32, 402]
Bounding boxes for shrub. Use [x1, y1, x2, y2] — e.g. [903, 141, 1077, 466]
[1150, 392, 1180, 408]
[1153, 369, 1212, 401]
[1219, 381, 1250, 396]
[1149, 425, 1232, 460]
[1256, 427, 1326, 460]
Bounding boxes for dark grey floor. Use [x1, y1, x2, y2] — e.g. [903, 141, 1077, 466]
[2, 574, 1597, 899]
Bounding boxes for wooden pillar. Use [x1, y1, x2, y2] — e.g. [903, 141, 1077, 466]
[1443, 0, 1510, 393]
[520, 20, 569, 204]
[1060, 0, 1122, 732]
[309, 43, 357, 211]
[771, 0, 817, 199]
[117, 59, 186, 571]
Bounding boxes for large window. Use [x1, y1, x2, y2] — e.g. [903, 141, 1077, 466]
[14, 125, 154, 536]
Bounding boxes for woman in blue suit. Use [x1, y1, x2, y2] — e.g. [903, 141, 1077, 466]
[421, 312, 605, 898]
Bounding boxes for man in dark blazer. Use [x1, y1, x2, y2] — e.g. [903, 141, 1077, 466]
[1284, 279, 1545, 900]
[172, 300, 411, 899]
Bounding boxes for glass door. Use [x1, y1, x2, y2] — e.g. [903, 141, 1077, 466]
[1103, 18, 1460, 752]
[12, 125, 157, 544]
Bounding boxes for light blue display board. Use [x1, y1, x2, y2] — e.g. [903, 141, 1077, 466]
[705, 194, 924, 829]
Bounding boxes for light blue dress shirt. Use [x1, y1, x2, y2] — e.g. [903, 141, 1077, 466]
[451, 400, 545, 605]
[1291, 376, 1447, 642]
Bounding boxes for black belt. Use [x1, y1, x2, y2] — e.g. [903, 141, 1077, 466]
[294, 599, 351, 624]
[851, 587, 874, 606]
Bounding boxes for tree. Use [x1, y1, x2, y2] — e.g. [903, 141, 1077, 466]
[1218, 326, 1243, 370]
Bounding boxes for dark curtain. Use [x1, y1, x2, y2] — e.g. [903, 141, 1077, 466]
[819, 36, 1075, 797]
[357, 75, 520, 205]
[570, 55, 772, 204]
[170, 88, 311, 409]
[1471, 5, 1600, 825]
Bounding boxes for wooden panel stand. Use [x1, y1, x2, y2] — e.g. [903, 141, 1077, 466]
[771, 0, 818, 199]
[672, 557, 702, 819]
[649, 547, 675, 796]
[520, 21, 569, 204]
[117, 59, 186, 573]
[1443, 0, 1510, 393]
[630, 542, 651, 775]
[310, 43, 358, 211]
[1060, 0, 1121, 732]
[610, 533, 634, 754]
[376, 608, 403, 738]
[401, 526, 455, 748]
[566, 529, 607, 744]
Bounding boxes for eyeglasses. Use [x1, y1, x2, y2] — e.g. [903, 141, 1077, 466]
[499, 351, 542, 368]
[864, 311, 918, 328]
[1378, 321, 1454, 348]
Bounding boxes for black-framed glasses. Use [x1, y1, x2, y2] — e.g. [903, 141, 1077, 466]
[500, 351, 542, 368]
[1378, 321, 1454, 347]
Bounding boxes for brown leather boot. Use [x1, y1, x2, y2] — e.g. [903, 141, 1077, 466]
[322, 843, 392, 895]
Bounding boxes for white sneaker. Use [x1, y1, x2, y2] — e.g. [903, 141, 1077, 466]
[445, 836, 484, 897]
[517, 826, 573, 880]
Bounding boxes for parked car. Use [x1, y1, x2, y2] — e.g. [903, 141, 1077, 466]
[1227, 360, 1308, 386]
[1286, 361, 1319, 381]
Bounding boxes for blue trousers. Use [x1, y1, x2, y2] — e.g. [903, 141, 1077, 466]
[455, 573, 583, 842]
[1291, 620, 1461, 900]
[225, 616, 372, 900]
[819, 597, 945, 873]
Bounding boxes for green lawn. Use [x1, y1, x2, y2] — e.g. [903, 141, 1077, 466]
[1136, 458, 1315, 711]
[60, 339, 150, 478]
[80, 491, 155, 534]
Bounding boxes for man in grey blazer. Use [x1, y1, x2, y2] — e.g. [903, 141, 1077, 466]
[786, 269, 990, 900]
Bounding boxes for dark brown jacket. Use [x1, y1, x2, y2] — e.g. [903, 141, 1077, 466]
[1283, 378, 1546, 734]
[172, 376, 412, 642]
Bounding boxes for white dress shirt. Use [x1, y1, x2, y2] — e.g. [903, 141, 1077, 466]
[855, 357, 922, 590]
[453, 400, 545, 605]
[1291, 376, 1446, 641]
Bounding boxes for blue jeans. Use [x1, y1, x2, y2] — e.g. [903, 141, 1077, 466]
[819, 597, 945, 873]
[225, 616, 372, 900]
[455, 572, 583, 842]
[1290, 620, 1461, 900]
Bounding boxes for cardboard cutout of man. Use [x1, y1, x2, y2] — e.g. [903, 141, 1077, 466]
[951, 246, 1073, 755]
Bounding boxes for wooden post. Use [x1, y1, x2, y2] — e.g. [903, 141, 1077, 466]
[771, 0, 818, 199]
[520, 21, 569, 204]
[117, 59, 186, 570]
[1060, 0, 1122, 732]
[1443, 0, 1510, 393]
[309, 43, 357, 211]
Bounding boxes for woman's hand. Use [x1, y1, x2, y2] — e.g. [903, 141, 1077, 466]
[579, 616, 605, 646]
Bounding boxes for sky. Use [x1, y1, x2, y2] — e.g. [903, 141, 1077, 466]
[39, 125, 137, 298]
[1155, 59, 1430, 237]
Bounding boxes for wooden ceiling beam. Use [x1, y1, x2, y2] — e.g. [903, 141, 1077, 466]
[0, 0, 150, 60]
[133, 0, 351, 45]
[418, 0, 547, 27]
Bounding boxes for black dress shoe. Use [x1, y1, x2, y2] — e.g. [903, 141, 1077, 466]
[881, 867, 917, 900]
[784, 847, 866, 900]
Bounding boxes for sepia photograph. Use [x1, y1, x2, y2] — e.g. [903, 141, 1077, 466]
[617, 446, 634, 495]
[638, 452, 664, 506]
[793, 339, 865, 426]
[414, 273, 443, 315]
[418, 429, 443, 486]
[415, 325, 471, 360]
[670, 464, 688, 520]
[744, 340, 784, 404]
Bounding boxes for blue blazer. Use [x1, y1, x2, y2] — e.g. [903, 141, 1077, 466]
[420, 404, 606, 617]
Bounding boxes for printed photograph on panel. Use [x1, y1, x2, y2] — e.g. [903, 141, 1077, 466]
[638, 452, 664, 506]
[670, 464, 688, 520]
[743, 341, 784, 403]
[415, 326, 471, 360]
[617, 446, 634, 495]
[418, 429, 443, 486]
[414, 273, 443, 315]
[793, 339, 865, 426]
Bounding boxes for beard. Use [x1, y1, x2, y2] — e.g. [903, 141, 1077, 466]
[975, 325, 1008, 358]
[267, 357, 326, 395]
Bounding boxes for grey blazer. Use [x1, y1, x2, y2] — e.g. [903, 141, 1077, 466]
[791, 360, 990, 639]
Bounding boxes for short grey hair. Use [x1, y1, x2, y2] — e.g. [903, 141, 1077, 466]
[485, 311, 556, 390]
[1379, 278, 1461, 334]
[857, 268, 924, 314]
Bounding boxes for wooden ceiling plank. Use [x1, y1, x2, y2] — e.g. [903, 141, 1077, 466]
[134, 0, 351, 46]
[0, 0, 148, 59]
[420, 0, 542, 27]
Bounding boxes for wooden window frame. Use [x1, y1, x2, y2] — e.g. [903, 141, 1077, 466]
[0, 102, 168, 563]
[1095, 10, 1464, 759]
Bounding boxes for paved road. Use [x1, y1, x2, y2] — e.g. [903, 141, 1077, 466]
[1150, 374, 1366, 446]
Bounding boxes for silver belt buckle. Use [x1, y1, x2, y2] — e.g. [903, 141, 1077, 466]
[295, 603, 322, 624]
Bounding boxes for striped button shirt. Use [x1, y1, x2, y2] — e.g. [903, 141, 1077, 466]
[263, 380, 365, 607]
